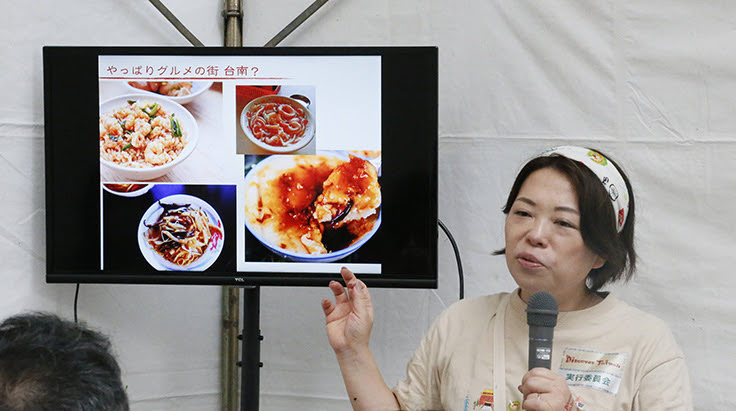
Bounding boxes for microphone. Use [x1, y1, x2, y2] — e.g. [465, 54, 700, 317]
[526, 291, 559, 370]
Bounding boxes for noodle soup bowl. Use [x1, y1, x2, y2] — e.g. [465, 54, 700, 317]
[240, 95, 314, 153]
[100, 94, 198, 181]
[138, 194, 224, 271]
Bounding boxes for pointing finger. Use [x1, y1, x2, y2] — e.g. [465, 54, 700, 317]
[339, 266, 356, 284]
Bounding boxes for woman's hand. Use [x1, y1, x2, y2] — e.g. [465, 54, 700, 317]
[518, 368, 578, 411]
[321, 267, 374, 355]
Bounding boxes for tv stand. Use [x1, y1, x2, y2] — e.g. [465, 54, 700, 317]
[239, 286, 261, 411]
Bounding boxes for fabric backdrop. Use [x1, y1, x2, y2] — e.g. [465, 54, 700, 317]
[1, 0, 733, 409]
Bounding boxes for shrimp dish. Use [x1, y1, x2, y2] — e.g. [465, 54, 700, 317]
[99, 100, 187, 168]
[245, 101, 309, 147]
[128, 81, 193, 97]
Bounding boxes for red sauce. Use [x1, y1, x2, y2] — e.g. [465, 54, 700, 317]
[104, 183, 147, 193]
[258, 157, 378, 253]
[329, 156, 374, 197]
[275, 162, 334, 232]
[209, 226, 223, 250]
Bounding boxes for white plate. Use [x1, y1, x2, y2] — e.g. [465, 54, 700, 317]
[138, 194, 224, 271]
[243, 152, 381, 263]
[99, 94, 199, 180]
[101, 183, 153, 197]
[124, 80, 214, 105]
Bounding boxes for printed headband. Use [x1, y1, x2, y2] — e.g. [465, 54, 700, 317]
[537, 146, 630, 232]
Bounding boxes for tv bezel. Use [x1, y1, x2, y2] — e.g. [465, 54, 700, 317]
[44, 46, 438, 288]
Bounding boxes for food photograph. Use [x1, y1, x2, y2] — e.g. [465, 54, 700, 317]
[138, 194, 224, 271]
[102, 183, 154, 197]
[243, 151, 382, 264]
[102, 184, 236, 273]
[125, 80, 214, 105]
[99, 80, 236, 183]
[235, 85, 316, 155]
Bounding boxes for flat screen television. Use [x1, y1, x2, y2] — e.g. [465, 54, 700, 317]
[44, 46, 437, 288]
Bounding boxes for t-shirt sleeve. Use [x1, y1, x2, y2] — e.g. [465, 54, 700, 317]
[632, 328, 693, 410]
[392, 310, 447, 410]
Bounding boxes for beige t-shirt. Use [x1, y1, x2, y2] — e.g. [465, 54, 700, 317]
[392, 291, 692, 411]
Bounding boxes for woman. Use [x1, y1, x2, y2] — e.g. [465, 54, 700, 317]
[322, 146, 692, 410]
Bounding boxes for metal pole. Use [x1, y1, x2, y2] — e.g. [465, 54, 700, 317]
[240, 287, 261, 411]
[222, 2, 244, 409]
[224, 0, 243, 47]
[221, 287, 241, 411]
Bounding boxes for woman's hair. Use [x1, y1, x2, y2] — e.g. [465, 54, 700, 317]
[495, 150, 636, 292]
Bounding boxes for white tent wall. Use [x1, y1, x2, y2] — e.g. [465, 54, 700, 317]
[1, 0, 733, 409]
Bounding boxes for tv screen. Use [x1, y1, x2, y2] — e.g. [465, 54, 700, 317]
[44, 46, 437, 288]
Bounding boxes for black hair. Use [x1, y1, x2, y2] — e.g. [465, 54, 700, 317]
[0, 312, 129, 411]
[495, 149, 636, 292]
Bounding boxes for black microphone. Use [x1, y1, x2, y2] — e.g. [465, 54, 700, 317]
[526, 291, 559, 370]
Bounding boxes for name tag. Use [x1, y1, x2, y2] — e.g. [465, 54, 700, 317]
[558, 347, 628, 395]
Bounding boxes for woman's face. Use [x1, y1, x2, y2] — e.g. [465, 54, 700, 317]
[504, 167, 605, 311]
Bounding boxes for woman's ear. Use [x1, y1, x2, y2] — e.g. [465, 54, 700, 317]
[592, 255, 606, 269]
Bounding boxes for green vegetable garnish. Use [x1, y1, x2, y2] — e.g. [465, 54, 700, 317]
[171, 118, 182, 137]
[127, 100, 136, 104]
[122, 143, 132, 151]
[142, 103, 159, 118]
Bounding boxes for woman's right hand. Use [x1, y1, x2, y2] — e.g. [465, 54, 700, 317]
[321, 267, 374, 355]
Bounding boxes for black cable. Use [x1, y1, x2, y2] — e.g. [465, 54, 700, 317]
[74, 283, 80, 323]
[438, 219, 464, 300]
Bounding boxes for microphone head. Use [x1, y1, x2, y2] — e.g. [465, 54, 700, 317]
[526, 291, 559, 327]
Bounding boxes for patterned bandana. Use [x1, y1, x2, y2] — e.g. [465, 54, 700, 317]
[537, 146, 630, 232]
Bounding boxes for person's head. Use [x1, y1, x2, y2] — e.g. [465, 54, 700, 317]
[497, 146, 636, 309]
[0, 312, 129, 411]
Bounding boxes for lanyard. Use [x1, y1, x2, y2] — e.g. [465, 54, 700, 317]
[492, 292, 513, 411]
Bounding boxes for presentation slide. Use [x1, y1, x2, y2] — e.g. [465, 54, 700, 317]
[98, 55, 382, 275]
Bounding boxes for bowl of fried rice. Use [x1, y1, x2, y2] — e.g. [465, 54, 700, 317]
[99, 94, 198, 180]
